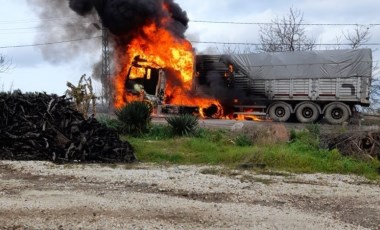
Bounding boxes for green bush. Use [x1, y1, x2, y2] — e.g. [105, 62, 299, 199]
[290, 129, 297, 141]
[97, 115, 122, 132]
[115, 101, 151, 136]
[288, 125, 321, 150]
[146, 124, 173, 139]
[235, 134, 253, 146]
[201, 129, 228, 143]
[166, 114, 199, 136]
[305, 123, 320, 138]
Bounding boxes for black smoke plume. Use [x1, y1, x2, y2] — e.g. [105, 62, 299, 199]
[27, 0, 189, 80]
[26, 0, 100, 64]
[69, 0, 189, 41]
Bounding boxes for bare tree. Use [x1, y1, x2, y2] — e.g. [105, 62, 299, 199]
[0, 54, 11, 73]
[218, 44, 255, 55]
[366, 61, 380, 113]
[332, 35, 344, 50]
[344, 26, 379, 112]
[344, 25, 371, 49]
[258, 8, 315, 52]
[369, 79, 380, 113]
[1, 55, 6, 72]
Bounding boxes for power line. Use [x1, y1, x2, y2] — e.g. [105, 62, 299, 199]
[0, 26, 42, 31]
[1, 15, 379, 27]
[0, 30, 80, 35]
[190, 20, 380, 27]
[0, 36, 101, 49]
[191, 41, 380, 46]
[0, 25, 100, 36]
[0, 23, 94, 31]
[1, 37, 380, 49]
[0, 16, 78, 24]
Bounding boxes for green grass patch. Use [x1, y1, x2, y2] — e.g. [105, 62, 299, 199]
[127, 136, 250, 165]
[123, 126, 380, 180]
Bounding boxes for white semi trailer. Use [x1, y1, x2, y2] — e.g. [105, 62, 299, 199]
[196, 48, 372, 124]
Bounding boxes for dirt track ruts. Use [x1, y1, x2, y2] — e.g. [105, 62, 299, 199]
[0, 161, 379, 229]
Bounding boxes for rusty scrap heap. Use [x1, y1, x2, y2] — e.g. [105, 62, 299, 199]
[0, 91, 136, 163]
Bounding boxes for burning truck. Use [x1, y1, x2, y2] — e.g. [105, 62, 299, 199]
[111, 16, 223, 119]
[119, 54, 223, 119]
[119, 48, 372, 124]
[64, 0, 372, 124]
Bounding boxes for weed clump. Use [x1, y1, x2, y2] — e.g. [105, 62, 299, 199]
[115, 101, 151, 136]
[166, 114, 199, 136]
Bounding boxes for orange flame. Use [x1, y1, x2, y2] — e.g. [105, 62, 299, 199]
[113, 20, 222, 117]
[114, 23, 194, 107]
[234, 114, 262, 121]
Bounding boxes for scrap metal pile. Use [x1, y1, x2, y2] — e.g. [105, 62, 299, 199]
[0, 91, 136, 163]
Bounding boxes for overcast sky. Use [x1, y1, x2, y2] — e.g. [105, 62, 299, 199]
[1, 0, 380, 94]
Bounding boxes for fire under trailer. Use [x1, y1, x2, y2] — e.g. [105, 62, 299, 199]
[124, 48, 372, 124]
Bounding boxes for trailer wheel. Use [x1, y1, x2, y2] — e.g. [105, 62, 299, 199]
[324, 103, 350, 124]
[268, 102, 291, 122]
[296, 102, 319, 123]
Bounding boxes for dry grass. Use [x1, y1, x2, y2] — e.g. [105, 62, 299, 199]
[231, 124, 290, 146]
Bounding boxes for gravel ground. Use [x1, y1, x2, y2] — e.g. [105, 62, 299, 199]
[0, 160, 379, 230]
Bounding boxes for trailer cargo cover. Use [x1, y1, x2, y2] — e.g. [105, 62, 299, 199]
[223, 49, 372, 80]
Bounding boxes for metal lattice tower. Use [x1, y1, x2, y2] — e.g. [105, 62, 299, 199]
[101, 27, 112, 108]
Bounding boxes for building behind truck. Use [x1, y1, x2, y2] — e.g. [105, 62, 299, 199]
[124, 48, 373, 124]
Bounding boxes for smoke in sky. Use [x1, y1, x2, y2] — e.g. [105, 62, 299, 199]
[27, 0, 189, 81]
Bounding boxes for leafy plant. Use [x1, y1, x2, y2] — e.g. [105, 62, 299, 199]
[197, 128, 229, 143]
[115, 101, 151, 136]
[97, 115, 122, 132]
[235, 134, 253, 146]
[290, 129, 297, 141]
[165, 114, 199, 136]
[306, 123, 320, 138]
[145, 124, 173, 139]
[290, 129, 320, 149]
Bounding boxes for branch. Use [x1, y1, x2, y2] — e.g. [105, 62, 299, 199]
[344, 25, 371, 49]
[258, 7, 315, 52]
[0, 54, 12, 73]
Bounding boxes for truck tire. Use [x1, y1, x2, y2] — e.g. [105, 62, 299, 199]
[324, 103, 350, 124]
[268, 102, 291, 122]
[296, 102, 319, 123]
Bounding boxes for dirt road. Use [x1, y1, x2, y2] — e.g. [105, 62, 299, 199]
[0, 161, 379, 230]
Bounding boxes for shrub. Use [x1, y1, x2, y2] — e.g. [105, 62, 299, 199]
[305, 123, 320, 138]
[235, 134, 253, 146]
[201, 129, 228, 143]
[290, 129, 297, 141]
[166, 114, 199, 136]
[115, 101, 151, 136]
[290, 129, 320, 149]
[146, 124, 173, 139]
[97, 115, 122, 132]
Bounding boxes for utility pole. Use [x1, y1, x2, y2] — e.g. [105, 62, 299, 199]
[101, 27, 112, 109]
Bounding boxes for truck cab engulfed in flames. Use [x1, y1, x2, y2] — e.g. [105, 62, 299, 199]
[124, 56, 222, 118]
